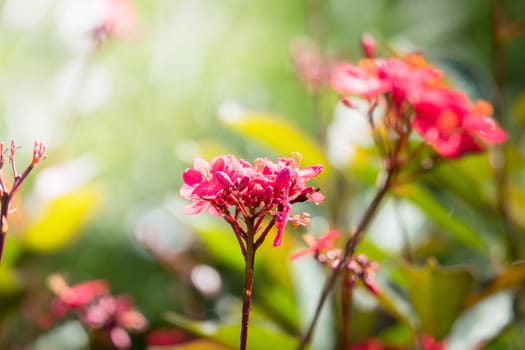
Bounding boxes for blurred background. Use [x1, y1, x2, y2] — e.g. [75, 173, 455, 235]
[0, 0, 524, 349]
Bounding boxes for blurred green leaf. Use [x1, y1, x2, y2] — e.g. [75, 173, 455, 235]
[375, 282, 416, 328]
[514, 90, 525, 127]
[465, 262, 525, 309]
[401, 260, 475, 340]
[151, 339, 233, 350]
[0, 239, 24, 294]
[395, 184, 485, 251]
[165, 312, 305, 350]
[221, 113, 329, 175]
[193, 224, 244, 272]
[21, 186, 102, 253]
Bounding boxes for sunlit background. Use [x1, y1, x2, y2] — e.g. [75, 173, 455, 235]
[1, 0, 524, 349]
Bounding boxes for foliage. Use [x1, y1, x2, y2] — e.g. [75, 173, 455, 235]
[0, 1, 524, 349]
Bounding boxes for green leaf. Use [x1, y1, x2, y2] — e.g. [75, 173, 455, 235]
[375, 284, 416, 328]
[21, 186, 102, 252]
[220, 112, 329, 176]
[464, 262, 525, 309]
[395, 184, 485, 252]
[165, 312, 306, 350]
[0, 238, 23, 293]
[401, 260, 475, 340]
[193, 223, 244, 272]
[149, 339, 233, 350]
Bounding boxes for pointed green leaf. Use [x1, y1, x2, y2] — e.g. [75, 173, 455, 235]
[401, 260, 475, 340]
[465, 262, 525, 309]
[395, 185, 485, 251]
[150, 339, 233, 350]
[21, 186, 102, 252]
[192, 223, 244, 272]
[221, 112, 329, 176]
[0, 238, 23, 293]
[165, 312, 306, 350]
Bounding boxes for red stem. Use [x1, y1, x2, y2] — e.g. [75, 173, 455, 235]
[240, 217, 256, 350]
[297, 165, 396, 350]
[340, 275, 353, 349]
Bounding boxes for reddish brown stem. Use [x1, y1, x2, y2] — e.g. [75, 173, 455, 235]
[240, 217, 256, 350]
[297, 165, 396, 350]
[340, 275, 353, 349]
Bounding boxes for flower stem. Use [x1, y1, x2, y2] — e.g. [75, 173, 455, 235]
[0, 194, 10, 265]
[240, 217, 256, 350]
[340, 275, 353, 349]
[297, 166, 396, 350]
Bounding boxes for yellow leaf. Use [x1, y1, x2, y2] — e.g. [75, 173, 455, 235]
[21, 186, 102, 252]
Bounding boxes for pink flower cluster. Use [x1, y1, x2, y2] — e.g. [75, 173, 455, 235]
[48, 275, 148, 350]
[180, 153, 323, 247]
[291, 230, 380, 295]
[351, 334, 445, 350]
[331, 53, 507, 158]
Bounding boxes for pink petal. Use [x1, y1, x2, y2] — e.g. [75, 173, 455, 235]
[110, 326, 132, 349]
[465, 117, 507, 144]
[309, 192, 324, 205]
[184, 201, 209, 215]
[182, 168, 202, 186]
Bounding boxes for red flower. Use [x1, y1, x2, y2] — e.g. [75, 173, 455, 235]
[421, 335, 446, 350]
[360, 33, 377, 58]
[93, 0, 137, 45]
[180, 153, 323, 247]
[331, 61, 392, 99]
[48, 275, 148, 350]
[412, 88, 506, 158]
[331, 48, 507, 159]
[290, 230, 340, 261]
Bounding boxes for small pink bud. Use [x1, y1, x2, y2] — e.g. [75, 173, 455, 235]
[32, 141, 47, 167]
[9, 140, 16, 162]
[360, 33, 377, 58]
[341, 97, 353, 108]
[274, 168, 291, 191]
[236, 176, 249, 190]
[215, 171, 233, 187]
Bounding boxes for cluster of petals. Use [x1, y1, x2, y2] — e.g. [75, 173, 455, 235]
[331, 53, 507, 158]
[93, 0, 137, 45]
[180, 153, 324, 247]
[48, 275, 148, 350]
[291, 230, 380, 295]
[351, 334, 445, 350]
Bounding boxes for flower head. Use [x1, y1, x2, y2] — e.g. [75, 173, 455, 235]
[331, 46, 507, 159]
[180, 153, 323, 247]
[47, 275, 148, 350]
[93, 0, 137, 45]
[331, 61, 392, 99]
[412, 87, 507, 157]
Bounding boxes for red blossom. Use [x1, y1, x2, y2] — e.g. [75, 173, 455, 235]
[350, 335, 446, 350]
[180, 153, 323, 247]
[412, 87, 506, 158]
[360, 33, 377, 58]
[290, 230, 340, 261]
[47, 275, 148, 350]
[93, 0, 137, 45]
[146, 328, 191, 346]
[331, 47, 507, 159]
[331, 61, 392, 99]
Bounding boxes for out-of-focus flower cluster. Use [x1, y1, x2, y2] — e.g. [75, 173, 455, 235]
[291, 230, 380, 295]
[331, 40, 507, 158]
[92, 0, 137, 46]
[180, 152, 323, 248]
[289, 37, 334, 95]
[47, 275, 148, 350]
[351, 334, 445, 350]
